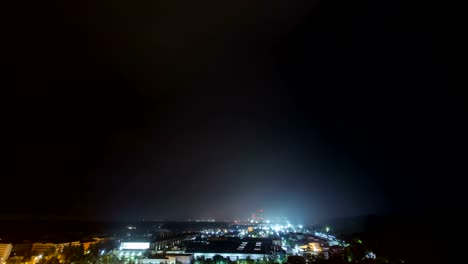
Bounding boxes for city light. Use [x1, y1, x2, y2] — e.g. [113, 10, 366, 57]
[2, 213, 350, 263]
[120, 242, 150, 250]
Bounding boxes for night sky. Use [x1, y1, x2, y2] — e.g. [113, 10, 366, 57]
[11, 1, 462, 222]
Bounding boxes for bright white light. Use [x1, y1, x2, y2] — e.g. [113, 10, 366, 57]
[293, 245, 299, 254]
[120, 242, 150, 250]
[365, 252, 376, 259]
[298, 225, 303, 229]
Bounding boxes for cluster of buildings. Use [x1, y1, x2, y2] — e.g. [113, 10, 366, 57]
[293, 234, 338, 260]
[0, 237, 109, 263]
[1, 243, 13, 264]
[121, 219, 344, 263]
[0, 213, 346, 264]
[103, 222, 284, 263]
[114, 242, 194, 264]
[110, 238, 277, 264]
[185, 238, 278, 261]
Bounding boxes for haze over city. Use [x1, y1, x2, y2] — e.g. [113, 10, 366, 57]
[7, 1, 462, 263]
[11, 0, 459, 223]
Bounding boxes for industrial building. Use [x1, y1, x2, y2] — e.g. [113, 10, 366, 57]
[186, 239, 273, 261]
[138, 253, 193, 264]
[0, 244, 12, 263]
[113, 241, 151, 259]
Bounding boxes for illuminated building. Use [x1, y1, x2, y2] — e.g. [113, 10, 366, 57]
[82, 237, 112, 251]
[114, 242, 150, 259]
[81, 240, 98, 252]
[166, 253, 193, 264]
[31, 241, 80, 256]
[139, 254, 193, 264]
[55, 241, 80, 252]
[256, 209, 263, 223]
[298, 242, 329, 260]
[31, 243, 55, 256]
[120, 242, 150, 250]
[139, 256, 173, 264]
[0, 244, 12, 263]
[299, 242, 323, 253]
[186, 239, 273, 261]
[251, 209, 264, 224]
[10, 243, 32, 258]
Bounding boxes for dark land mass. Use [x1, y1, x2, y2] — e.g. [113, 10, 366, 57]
[321, 209, 458, 264]
[0, 220, 230, 243]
